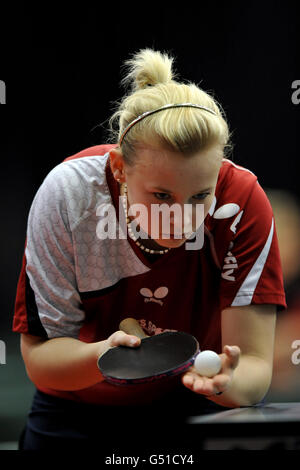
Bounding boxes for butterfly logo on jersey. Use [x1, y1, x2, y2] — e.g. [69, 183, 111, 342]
[212, 201, 243, 233]
[208, 197, 244, 281]
[139, 287, 169, 306]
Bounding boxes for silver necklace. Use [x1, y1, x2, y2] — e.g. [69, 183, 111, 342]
[121, 183, 170, 255]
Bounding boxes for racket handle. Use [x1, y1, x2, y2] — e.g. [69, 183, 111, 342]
[119, 318, 148, 339]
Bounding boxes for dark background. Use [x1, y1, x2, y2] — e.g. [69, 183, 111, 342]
[0, 1, 299, 447]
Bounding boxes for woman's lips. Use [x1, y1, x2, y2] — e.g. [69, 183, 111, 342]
[161, 231, 194, 239]
[162, 233, 184, 238]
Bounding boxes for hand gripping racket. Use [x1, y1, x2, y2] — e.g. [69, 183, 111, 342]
[97, 318, 199, 385]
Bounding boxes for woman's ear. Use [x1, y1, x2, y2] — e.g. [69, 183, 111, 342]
[109, 148, 126, 182]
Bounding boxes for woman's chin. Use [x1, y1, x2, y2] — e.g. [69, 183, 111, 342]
[155, 235, 188, 248]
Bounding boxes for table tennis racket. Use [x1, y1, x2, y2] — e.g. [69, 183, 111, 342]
[97, 318, 199, 385]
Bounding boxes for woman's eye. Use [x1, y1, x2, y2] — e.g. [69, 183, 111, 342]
[154, 193, 170, 200]
[153, 192, 210, 201]
[193, 193, 210, 201]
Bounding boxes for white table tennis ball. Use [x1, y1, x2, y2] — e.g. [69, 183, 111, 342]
[194, 350, 221, 377]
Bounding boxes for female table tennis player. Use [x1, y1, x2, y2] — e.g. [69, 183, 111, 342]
[13, 49, 286, 449]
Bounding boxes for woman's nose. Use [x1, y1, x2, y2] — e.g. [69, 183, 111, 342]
[169, 204, 193, 232]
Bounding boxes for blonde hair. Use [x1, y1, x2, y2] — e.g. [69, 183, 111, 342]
[109, 49, 232, 165]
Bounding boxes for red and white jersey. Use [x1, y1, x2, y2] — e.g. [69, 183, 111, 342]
[13, 144, 286, 405]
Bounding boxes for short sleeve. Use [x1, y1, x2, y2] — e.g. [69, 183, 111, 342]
[13, 163, 85, 339]
[217, 174, 286, 312]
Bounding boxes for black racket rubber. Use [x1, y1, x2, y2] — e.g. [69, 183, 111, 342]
[98, 331, 199, 385]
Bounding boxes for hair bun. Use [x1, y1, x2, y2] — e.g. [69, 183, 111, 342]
[121, 49, 175, 91]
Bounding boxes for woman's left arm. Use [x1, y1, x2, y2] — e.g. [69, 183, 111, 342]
[182, 304, 277, 407]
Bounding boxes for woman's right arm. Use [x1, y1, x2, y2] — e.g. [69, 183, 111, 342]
[21, 331, 141, 391]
